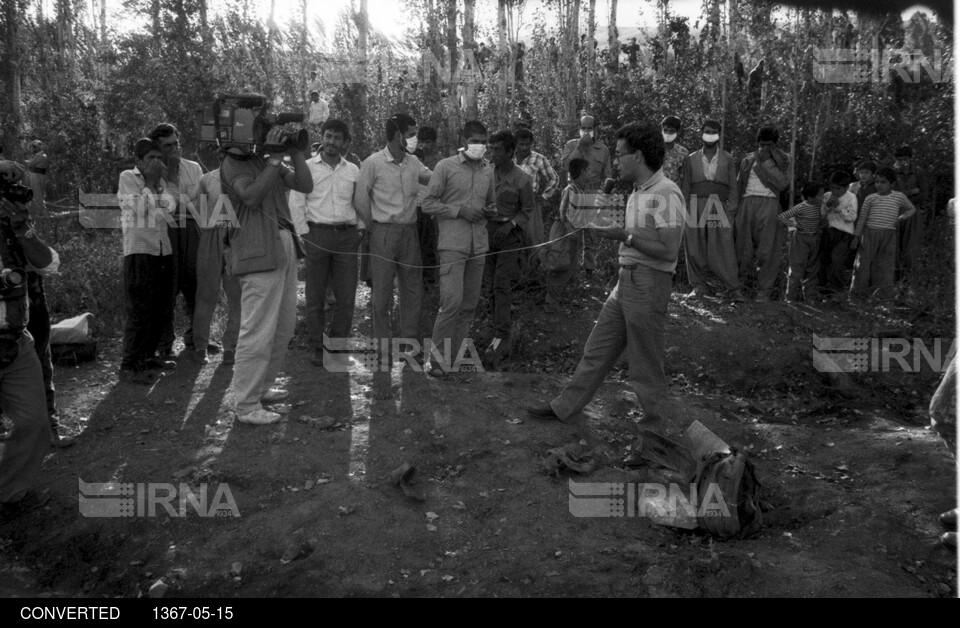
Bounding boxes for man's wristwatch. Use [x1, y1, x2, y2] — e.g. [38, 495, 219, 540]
[625, 233, 634, 248]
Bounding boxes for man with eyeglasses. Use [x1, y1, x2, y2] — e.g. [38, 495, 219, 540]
[527, 121, 685, 440]
[148, 123, 207, 360]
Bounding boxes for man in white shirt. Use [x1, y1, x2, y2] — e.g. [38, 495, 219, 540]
[289, 120, 364, 368]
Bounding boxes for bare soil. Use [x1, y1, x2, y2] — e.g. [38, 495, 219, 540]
[1, 264, 956, 598]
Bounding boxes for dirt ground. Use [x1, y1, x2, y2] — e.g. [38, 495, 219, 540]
[0, 267, 957, 598]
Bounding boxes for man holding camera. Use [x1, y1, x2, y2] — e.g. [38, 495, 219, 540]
[0, 160, 60, 518]
[221, 122, 313, 426]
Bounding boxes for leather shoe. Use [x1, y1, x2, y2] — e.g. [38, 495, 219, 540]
[236, 408, 281, 426]
[526, 402, 560, 420]
[940, 508, 957, 530]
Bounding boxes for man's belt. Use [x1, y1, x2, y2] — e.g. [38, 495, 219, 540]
[30, 167, 47, 175]
[621, 263, 641, 271]
[308, 221, 356, 231]
[488, 216, 514, 224]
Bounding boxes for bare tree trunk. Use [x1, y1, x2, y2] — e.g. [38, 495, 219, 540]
[498, 0, 507, 111]
[585, 0, 595, 106]
[608, 0, 618, 74]
[446, 0, 459, 142]
[199, 0, 210, 49]
[150, 0, 160, 55]
[357, 0, 369, 148]
[1, 0, 22, 159]
[560, 0, 581, 132]
[462, 0, 478, 119]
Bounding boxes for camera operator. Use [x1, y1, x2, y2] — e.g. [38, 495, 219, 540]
[0, 160, 61, 519]
[220, 119, 312, 426]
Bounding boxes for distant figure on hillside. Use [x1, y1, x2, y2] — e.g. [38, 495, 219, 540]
[747, 60, 764, 107]
[516, 100, 533, 129]
[515, 42, 525, 83]
[25, 140, 48, 209]
[308, 91, 330, 135]
[734, 53, 745, 88]
[623, 37, 641, 68]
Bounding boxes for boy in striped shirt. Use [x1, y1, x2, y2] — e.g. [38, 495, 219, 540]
[849, 167, 916, 300]
[778, 181, 825, 302]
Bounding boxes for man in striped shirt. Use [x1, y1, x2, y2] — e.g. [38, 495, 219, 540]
[778, 181, 824, 302]
[515, 128, 558, 248]
[849, 167, 916, 300]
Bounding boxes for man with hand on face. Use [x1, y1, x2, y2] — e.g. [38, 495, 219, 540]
[736, 125, 791, 302]
[220, 113, 313, 426]
[354, 113, 433, 370]
[117, 139, 176, 384]
[679, 119, 743, 301]
[149, 123, 206, 358]
[482, 130, 534, 368]
[422, 121, 496, 377]
[290, 119, 364, 369]
[527, 121, 685, 439]
[560, 115, 612, 274]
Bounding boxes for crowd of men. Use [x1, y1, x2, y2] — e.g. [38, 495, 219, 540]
[0, 95, 938, 522]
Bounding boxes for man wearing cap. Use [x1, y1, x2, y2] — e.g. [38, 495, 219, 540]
[560, 115, 612, 274]
[680, 119, 744, 301]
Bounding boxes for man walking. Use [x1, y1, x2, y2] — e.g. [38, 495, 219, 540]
[527, 122, 685, 436]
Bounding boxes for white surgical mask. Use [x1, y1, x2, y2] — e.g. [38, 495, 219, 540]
[702, 133, 720, 144]
[579, 129, 593, 140]
[465, 144, 486, 160]
[405, 136, 419, 153]
[662, 132, 677, 143]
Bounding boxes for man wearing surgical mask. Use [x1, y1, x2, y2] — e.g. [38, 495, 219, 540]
[660, 115, 688, 184]
[679, 119, 744, 301]
[560, 115, 612, 274]
[422, 120, 497, 377]
[354, 113, 434, 372]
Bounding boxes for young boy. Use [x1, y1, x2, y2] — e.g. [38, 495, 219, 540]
[778, 181, 825, 301]
[850, 160, 878, 210]
[818, 171, 858, 298]
[543, 158, 590, 313]
[850, 167, 916, 300]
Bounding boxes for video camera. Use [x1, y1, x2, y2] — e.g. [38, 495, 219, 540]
[199, 94, 309, 154]
[0, 180, 33, 205]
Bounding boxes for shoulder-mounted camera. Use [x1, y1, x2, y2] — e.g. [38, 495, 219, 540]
[199, 94, 309, 155]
